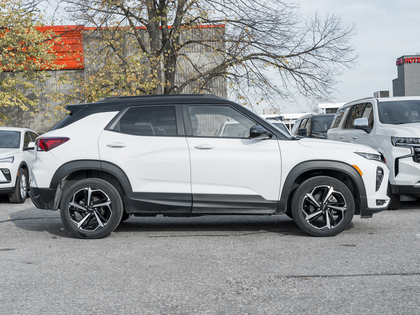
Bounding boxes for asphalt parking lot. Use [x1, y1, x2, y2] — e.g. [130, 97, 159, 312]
[1, 197, 419, 315]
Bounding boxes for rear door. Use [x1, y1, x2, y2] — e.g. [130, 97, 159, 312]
[98, 105, 192, 213]
[184, 104, 282, 214]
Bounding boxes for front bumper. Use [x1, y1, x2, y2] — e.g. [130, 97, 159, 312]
[390, 184, 420, 197]
[359, 195, 388, 217]
[0, 186, 15, 195]
[29, 186, 56, 210]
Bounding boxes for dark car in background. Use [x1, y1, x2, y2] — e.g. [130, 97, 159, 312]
[291, 113, 335, 139]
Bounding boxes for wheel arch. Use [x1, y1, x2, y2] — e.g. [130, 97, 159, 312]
[17, 161, 29, 174]
[49, 160, 132, 210]
[278, 160, 366, 215]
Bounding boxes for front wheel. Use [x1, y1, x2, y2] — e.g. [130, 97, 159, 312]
[291, 176, 355, 237]
[9, 168, 28, 203]
[60, 178, 123, 239]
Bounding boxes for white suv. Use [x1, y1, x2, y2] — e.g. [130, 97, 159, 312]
[327, 96, 420, 209]
[0, 127, 38, 203]
[29, 95, 389, 238]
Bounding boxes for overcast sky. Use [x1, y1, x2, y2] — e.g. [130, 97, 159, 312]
[280, 0, 420, 113]
[48, 1, 419, 114]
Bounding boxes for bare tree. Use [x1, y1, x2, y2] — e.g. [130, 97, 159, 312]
[60, 0, 356, 109]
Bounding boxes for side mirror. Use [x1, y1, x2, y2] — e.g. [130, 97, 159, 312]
[250, 125, 273, 140]
[297, 128, 307, 136]
[24, 142, 35, 151]
[354, 118, 370, 133]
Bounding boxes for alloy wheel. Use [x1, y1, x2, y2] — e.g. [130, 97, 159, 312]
[68, 187, 113, 232]
[301, 185, 347, 230]
[19, 172, 27, 199]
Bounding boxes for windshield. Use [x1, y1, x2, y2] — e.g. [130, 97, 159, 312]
[0, 131, 21, 148]
[378, 100, 420, 124]
[312, 115, 334, 133]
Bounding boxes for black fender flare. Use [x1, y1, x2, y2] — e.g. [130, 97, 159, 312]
[49, 160, 133, 194]
[277, 160, 367, 215]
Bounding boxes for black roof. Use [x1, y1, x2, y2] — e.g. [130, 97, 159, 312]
[51, 94, 292, 140]
[66, 94, 228, 113]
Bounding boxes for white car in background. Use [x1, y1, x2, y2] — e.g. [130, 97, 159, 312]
[327, 96, 420, 209]
[0, 127, 38, 203]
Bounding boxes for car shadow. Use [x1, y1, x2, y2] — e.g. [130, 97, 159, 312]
[115, 215, 305, 237]
[7, 208, 307, 238]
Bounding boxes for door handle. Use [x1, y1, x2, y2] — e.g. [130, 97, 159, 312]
[194, 144, 214, 150]
[106, 142, 126, 148]
[339, 136, 344, 139]
[352, 136, 358, 140]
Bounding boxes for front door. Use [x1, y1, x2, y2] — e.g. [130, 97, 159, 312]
[184, 104, 282, 214]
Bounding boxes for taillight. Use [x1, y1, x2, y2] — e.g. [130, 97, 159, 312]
[36, 137, 69, 152]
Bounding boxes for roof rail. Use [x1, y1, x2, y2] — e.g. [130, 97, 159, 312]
[98, 94, 222, 102]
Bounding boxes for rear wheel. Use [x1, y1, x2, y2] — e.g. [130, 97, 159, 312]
[291, 176, 355, 237]
[60, 178, 123, 239]
[9, 168, 28, 203]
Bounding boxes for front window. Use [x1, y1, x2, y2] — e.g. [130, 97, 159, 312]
[187, 105, 255, 138]
[0, 131, 21, 148]
[344, 103, 373, 130]
[378, 100, 420, 124]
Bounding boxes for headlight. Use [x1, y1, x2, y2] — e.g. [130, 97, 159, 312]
[0, 156, 14, 163]
[355, 152, 384, 163]
[391, 136, 420, 146]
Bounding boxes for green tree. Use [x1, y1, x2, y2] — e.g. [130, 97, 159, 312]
[62, 0, 356, 109]
[0, 0, 62, 124]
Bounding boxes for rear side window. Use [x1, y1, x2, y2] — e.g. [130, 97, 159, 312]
[113, 106, 177, 136]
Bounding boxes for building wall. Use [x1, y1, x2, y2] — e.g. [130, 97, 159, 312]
[393, 55, 420, 97]
[2, 25, 227, 133]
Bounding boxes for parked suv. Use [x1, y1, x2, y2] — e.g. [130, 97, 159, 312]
[327, 96, 420, 209]
[30, 94, 389, 238]
[291, 114, 335, 139]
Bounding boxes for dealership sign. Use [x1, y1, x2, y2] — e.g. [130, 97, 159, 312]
[396, 57, 420, 66]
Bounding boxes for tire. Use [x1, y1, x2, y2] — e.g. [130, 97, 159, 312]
[60, 178, 123, 239]
[285, 212, 294, 219]
[9, 168, 28, 203]
[121, 211, 130, 222]
[291, 176, 355, 237]
[387, 184, 400, 210]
